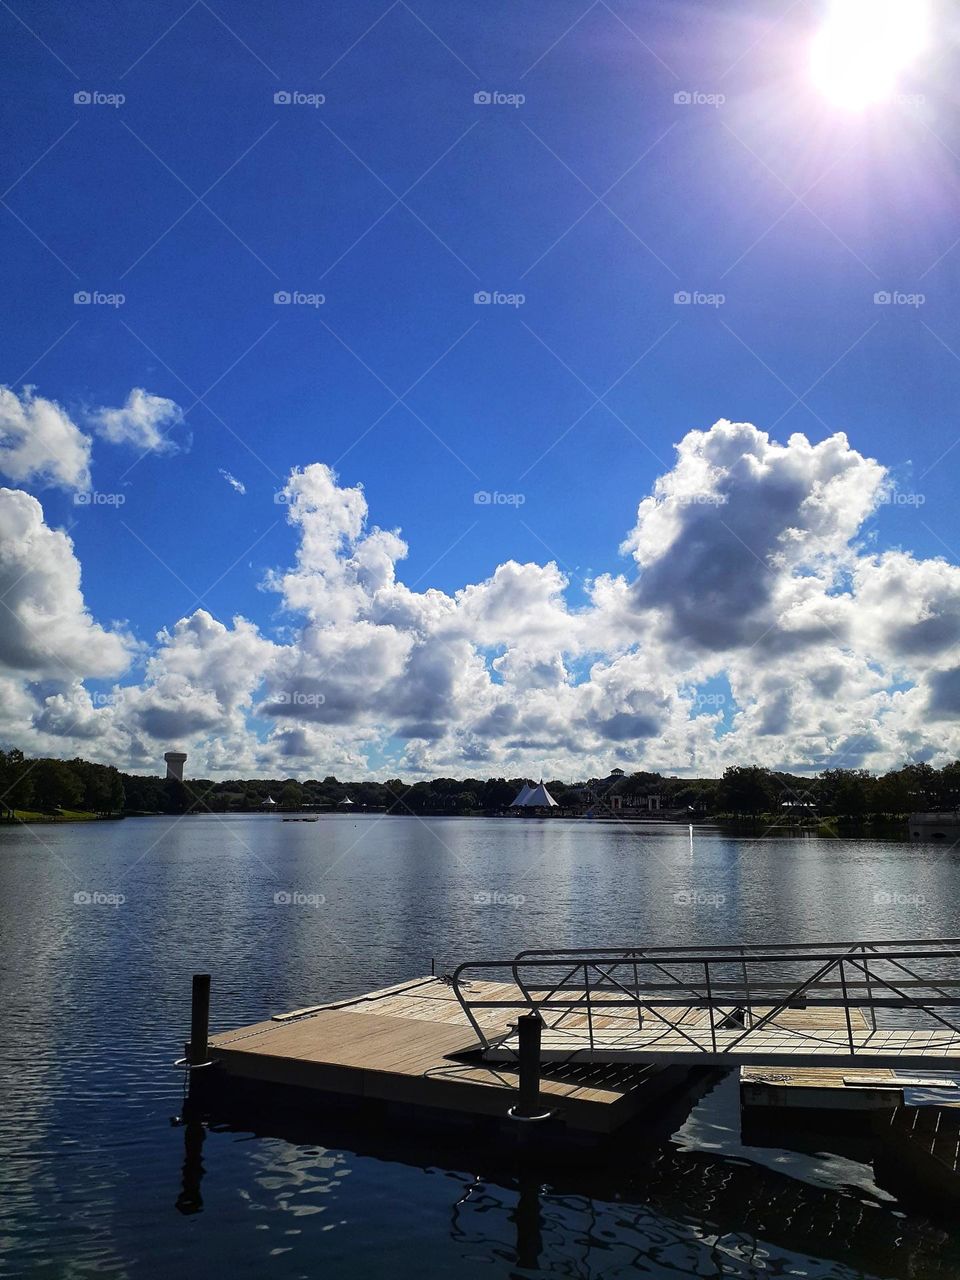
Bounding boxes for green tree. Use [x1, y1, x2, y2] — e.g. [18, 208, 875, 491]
[717, 765, 776, 816]
[33, 759, 84, 811]
[816, 768, 870, 817]
[279, 780, 303, 809]
[0, 749, 34, 815]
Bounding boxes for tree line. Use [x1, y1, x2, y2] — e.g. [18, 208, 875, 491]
[1, 748, 958, 819]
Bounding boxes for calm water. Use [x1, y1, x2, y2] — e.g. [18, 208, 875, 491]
[2, 814, 959, 1278]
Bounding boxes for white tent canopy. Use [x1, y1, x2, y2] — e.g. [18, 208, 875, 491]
[510, 780, 558, 808]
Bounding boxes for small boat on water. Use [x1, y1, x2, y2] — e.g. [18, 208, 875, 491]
[281, 816, 319, 822]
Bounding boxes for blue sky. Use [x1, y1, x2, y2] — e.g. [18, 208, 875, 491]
[2, 0, 959, 778]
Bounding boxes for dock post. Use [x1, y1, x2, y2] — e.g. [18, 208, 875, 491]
[509, 1013, 552, 1125]
[517, 1013, 541, 1115]
[189, 973, 211, 1067]
[182, 973, 211, 1120]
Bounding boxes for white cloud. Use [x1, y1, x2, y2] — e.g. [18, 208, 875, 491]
[0, 386, 92, 491]
[219, 469, 246, 495]
[4, 421, 960, 779]
[0, 487, 131, 680]
[89, 388, 185, 455]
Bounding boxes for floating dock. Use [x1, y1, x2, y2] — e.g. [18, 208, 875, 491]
[184, 938, 960, 1145]
[205, 976, 690, 1134]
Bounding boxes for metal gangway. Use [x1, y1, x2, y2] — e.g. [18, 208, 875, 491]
[451, 938, 960, 1070]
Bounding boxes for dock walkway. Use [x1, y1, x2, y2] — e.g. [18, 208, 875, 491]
[208, 976, 671, 1133]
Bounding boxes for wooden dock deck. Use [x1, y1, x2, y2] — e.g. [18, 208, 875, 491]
[201, 975, 960, 1134]
[484, 1009, 960, 1070]
[207, 976, 684, 1133]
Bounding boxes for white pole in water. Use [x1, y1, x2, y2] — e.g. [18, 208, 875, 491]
[689, 823, 694, 856]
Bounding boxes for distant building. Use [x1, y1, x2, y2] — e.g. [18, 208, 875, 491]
[261, 795, 277, 809]
[576, 768, 661, 815]
[164, 751, 187, 782]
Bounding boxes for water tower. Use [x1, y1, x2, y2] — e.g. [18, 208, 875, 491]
[164, 751, 187, 782]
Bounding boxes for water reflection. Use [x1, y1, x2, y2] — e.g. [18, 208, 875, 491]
[3, 814, 960, 1277]
[174, 1118, 205, 1216]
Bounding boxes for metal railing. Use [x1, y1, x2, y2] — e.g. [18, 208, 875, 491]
[450, 938, 960, 1058]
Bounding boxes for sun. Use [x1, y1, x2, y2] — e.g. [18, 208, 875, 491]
[811, 0, 931, 111]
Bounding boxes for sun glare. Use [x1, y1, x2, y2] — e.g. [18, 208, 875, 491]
[811, 0, 931, 110]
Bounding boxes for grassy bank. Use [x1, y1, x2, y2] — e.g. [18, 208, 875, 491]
[3, 809, 122, 824]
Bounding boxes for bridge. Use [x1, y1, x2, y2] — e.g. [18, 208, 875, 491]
[451, 938, 960, 1071]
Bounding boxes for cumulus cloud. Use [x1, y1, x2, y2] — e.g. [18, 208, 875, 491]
[3, 421, 960, 779]
[88, 388, 185, 454]
[0, 487, 131, 684]
[0, 386, 92, 490]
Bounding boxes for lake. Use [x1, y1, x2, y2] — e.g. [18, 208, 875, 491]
[1, 814, 958, 1278]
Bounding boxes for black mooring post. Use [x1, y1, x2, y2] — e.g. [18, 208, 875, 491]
[516, 1013, 542, 1117]
[189, 973, 211, 1065]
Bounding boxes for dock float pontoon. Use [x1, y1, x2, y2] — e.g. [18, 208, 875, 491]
[184, 938, 960, 1139]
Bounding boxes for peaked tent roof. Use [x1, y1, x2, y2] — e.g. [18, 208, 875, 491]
[511, 780, 558, 808]
[524, 781, 558, 808]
